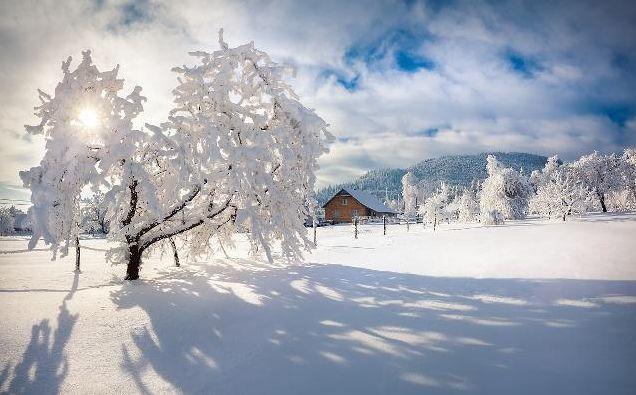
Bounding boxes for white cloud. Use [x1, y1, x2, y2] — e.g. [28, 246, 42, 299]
[0, 0, 634, 195]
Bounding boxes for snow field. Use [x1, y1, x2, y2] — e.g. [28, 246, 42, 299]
[1, 213, 635, 394]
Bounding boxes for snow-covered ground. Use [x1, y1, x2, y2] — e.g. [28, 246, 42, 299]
[1, 213, 635, 394]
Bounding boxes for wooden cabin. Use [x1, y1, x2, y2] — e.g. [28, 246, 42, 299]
[322, 187, 397, 224]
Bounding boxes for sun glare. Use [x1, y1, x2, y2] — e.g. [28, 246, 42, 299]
[78, 108, 99, 128]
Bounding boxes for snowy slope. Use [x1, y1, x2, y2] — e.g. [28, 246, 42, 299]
[1, 213, 636, 394]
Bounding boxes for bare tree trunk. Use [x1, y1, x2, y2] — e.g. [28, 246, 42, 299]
[100, 218, 108, 234]
[125, 244, 142, 280]
[433, 214, 437, 231]
[74, 236, 81, 272]
[169, 237, 180, 267]
[124, 179, 141, 280]
[313, 219, 317, 246]
[598, 192, 607, 213]
[383, 215, 386, 236]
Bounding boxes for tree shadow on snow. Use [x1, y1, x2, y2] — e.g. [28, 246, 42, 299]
[2, 272, 79, 395]
[110, 261, 636, 395]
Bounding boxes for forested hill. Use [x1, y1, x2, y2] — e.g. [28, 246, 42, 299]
[317, 152, 548, 205]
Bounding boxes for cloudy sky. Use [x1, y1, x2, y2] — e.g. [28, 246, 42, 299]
[1, 0, 635, 201]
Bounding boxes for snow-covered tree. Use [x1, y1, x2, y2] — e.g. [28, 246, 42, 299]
[570, 151, 620, 212]
[21, 31, 332, 279]
[530, 155, 561, 190]
[618, 148, 636, 208]
[480, 155, 533, 224]
[81, 190, 109, 234]
[420, 182, 452, 230]
[401, 171, 418, 224]
[606, 190, 635, 212]
[456, 186, 480, 223]
[530, 156, 590, 220]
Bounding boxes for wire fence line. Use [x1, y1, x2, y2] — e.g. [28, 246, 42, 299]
[0, 248, 50, 254]
[0, 247, 109, 254]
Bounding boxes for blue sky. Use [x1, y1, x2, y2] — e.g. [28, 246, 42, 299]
[0, 0, 635, 201]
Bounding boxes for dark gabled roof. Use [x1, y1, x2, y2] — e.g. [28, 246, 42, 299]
[322, 187, 397, 214]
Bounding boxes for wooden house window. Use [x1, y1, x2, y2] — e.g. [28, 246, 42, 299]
[352, 209, 359, 217]
[342, 198, 348, 205]
[334, 209, 340, 218]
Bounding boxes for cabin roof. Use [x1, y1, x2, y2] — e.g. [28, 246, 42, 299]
[322, 187, 397, 214]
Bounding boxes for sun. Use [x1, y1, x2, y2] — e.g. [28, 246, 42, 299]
[77, 108, 99, 129]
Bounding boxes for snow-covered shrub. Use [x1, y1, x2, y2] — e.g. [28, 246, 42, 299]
[21, 31, 332, 279]
[479, 155, 533, 222]
[482, 209, 504, 225]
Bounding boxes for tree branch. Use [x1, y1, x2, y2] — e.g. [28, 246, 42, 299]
[137, 182, 204, 237]
[140, 197, 233, 252]
[122, 179, 138, 228]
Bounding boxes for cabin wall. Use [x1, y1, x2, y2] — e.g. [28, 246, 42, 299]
[323, 195, 369, 223]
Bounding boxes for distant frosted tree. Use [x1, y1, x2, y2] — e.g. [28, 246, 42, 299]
[530, 156, 590, 221]
[456, 187, 480, 223]
[606, 190, 635, 212]
[530, 155, 560, 190]
[570, 151, 620, 212]
[385, 198, 401, 213]
[420, 182, 452, 230]
[619, 148, 636, 207]
[480, 155, 533, 224]
[416, 179, 438, 203]
[0, 207, 15, 235]
[402, 171, 418, 225]
[81, 190, 109, 234]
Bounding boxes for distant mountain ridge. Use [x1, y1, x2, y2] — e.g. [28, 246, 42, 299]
[317, 152, 548, 205]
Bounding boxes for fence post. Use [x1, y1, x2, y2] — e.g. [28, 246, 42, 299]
[354, 217, 358, 239]
[383, 215, 386, 236]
